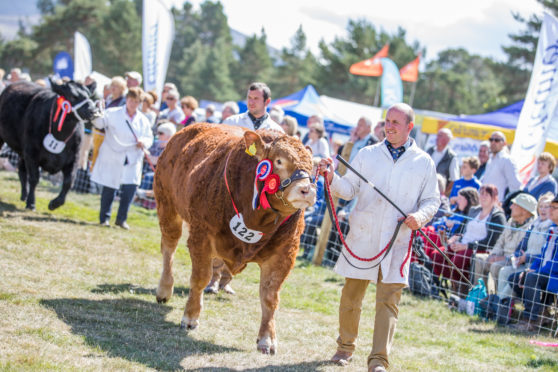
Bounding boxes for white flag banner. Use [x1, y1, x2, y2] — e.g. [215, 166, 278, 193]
[74, 31, 92, 81]
[142, 0, 175, 104]
[511, 12, 558, 183]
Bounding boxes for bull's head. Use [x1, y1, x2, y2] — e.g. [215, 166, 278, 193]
[49, 78, 101, 122]
[244, 131, 316, 211]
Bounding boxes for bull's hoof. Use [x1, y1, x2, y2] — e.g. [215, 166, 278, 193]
[204, 284, 218, 294]
[257, 336, 277, 355]
[25, 204, 35, 211]
[220, 284, 235, 295]
[180, 316, 199, 331]
[48, 199, 63, 210]
[156, 296, 168, 304]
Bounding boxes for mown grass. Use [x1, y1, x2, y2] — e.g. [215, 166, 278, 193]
[0, 171, 557, 371]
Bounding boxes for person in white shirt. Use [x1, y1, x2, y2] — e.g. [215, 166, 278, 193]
[223, 82, 283, 132]
[91, 87, 153, 230]
[481, 131, 522, 201]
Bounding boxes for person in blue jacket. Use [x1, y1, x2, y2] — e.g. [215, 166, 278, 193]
[515, 194, 558, 331]
[523, 152, 558, 200]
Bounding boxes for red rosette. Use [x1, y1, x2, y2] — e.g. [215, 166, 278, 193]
[264, 174, 280, 194]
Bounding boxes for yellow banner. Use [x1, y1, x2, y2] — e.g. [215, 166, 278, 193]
[421, 116, 558, 157]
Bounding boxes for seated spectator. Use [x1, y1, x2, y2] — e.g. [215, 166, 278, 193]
[449, 156, 482, 205]
[300, 157, 326, 260]
[523, 152, 558, 200]
[220, 101, 239, 122]
[497, 192, 554, 298]
[433, 187, 480, 239]
[159, 89, 185, 125]
[159, 82, 177, 112]
[430, 174, 451, 224]
[138, 122, 176, 192]
[475, 141, 490, 179]
[473, 193, 536, 292]
[304, 123, 329, 159]
[141, 92, 157, 131]
[280, 115, 298, 137]
[512, 194, 558, 331]
[435, 184, 505, 297]
[106, 76, 127, 108]
[269, 105, 285, 125]
[204, 104, 217, 123]
[179, 96, 198, 128]
[374, 120, 385, 141]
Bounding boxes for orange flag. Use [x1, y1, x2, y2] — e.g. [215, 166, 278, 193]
[399, 54, 421, 82]
[349, 44, 389, 77]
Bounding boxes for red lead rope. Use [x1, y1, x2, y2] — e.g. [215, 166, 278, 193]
[323, 170, 414, 277]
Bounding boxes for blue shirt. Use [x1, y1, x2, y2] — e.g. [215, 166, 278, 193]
[449, 177, 482, 199]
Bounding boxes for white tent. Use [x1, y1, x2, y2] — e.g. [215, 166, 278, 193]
[320, 95, 384, 127]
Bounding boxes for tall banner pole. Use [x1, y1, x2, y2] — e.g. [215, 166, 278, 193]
[142, 0, 175, 106]
[511, 12, 558, 183]
[408, 81, 417, 106]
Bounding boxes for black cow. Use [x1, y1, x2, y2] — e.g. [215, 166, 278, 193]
[0, 79, 99, 210]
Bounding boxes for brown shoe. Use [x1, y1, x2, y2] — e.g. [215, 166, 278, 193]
[331, 350, 352, 366]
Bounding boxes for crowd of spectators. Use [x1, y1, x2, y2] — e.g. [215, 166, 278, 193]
[1, 68, 557, 335]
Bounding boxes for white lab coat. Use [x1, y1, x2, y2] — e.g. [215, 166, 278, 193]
[223, 112, 284, 132]
[330, 140, 440, 284]
[91, 107, 153, 189]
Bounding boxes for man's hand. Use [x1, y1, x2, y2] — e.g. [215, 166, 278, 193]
[318, 157, 334, 184]
[403, 213, 421, 230]
[136, 141, 145, 149]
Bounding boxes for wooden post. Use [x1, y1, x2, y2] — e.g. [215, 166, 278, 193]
[312, 143, 352, 266]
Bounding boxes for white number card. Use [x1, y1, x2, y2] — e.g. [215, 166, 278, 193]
[43, 134, 66, 154]
[229, 213, 263, 244]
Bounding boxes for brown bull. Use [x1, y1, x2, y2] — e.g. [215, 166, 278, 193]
[154, 123, 316, 354]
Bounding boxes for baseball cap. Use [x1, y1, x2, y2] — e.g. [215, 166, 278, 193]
[511, 193, 537, 216]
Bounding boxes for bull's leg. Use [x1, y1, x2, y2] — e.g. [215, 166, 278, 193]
[48, 162, 75, 210]
[24, 160, 40, 210]
[204, 258, 225, 294]
[181, 233, 213, 331]
[17, 158, 28, 202]
[155, 206, 183, 303]
[257, 254, 293, 355]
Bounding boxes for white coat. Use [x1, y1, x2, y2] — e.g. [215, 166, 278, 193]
[223, 112, 284, 132]
[91, 107, 153, 189]
[330, 140, 439, 284]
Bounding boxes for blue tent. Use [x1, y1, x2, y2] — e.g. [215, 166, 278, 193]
[451, 100, 524, 130]
[270, 85, 353, 135]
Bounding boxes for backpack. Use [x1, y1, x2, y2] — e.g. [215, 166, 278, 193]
[409, 262, 432, 297]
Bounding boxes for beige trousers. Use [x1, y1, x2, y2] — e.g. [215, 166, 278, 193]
[336, 269, 405, 369]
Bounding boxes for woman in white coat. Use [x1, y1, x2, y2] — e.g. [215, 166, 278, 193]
[91, 87, 153, 229]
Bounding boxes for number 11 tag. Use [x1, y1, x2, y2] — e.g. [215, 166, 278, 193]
[229, 213, 263, 244]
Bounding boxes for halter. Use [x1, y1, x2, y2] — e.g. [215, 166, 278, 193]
[48, 95, 96, 137]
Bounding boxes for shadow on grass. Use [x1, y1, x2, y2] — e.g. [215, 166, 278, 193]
[0, 199, 18, 215]
[190, 360, 332, 372]
[40, 297, 240, 371]
[91, 283, 191, 298]
[20, 214, 93, 226]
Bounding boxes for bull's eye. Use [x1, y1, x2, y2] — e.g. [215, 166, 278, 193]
[276, 159, 282, 166]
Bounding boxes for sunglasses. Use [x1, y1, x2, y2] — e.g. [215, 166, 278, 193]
[489, 137, 503, 142]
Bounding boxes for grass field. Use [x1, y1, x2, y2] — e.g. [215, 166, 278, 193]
[0, 171, 557, 371]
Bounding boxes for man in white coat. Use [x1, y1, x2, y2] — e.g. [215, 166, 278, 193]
[223, 82, 283, 132]
[91, 87, 153, 229]
[319, 103, 439, 372]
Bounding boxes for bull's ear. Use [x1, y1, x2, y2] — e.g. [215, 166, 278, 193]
[244, 131, 267, 160]
[86, 81, 97, 96]
[49, 77, 64, 95]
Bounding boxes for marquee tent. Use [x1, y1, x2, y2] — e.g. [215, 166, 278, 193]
[270, 85, 354, 135]
[421, 100, 558, 156]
